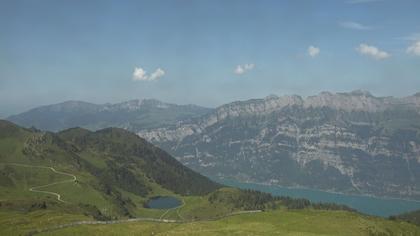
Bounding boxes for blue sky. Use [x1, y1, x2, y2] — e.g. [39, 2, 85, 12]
[1, 0, 420, 117]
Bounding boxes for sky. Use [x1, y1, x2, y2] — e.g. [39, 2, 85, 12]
[1, 0, 420, 117]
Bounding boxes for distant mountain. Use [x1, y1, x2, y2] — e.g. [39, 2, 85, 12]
[139, 91, 420, 200]
[7, 99, 212, 132]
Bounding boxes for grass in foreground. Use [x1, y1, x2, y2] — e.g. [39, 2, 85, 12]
[0, 208, 415, 236]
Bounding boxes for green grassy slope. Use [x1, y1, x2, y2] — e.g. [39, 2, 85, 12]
[0, 119, 220, 220]
[0, 208, 418, 236]
[1, 120, 419, 235]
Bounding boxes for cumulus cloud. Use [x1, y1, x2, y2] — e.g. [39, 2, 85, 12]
[132, 67, 147, 80]
[356, 44, 390, 60]
[132, 66, 165, 81]
[339, 21, 372, 30]
[149, 68, 165, 80]
[308, 46, 320, 57]
[407, 41, 420, 56]
[234, 63, 255, 75]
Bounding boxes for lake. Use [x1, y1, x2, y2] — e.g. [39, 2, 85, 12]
[146, 196, 182, 209]
[213, 177, 420, 217]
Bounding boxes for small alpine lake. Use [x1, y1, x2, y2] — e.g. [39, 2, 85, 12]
[145, 196, 182, 209]
[213, 177, 420, 217]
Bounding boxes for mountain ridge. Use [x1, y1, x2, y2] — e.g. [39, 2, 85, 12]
[137, 91, 420, 200]
[1, 121, 420, 235]
[7, 99, 212, 132]
[0, 119, 221, 216]
[5, 91, 420, 200]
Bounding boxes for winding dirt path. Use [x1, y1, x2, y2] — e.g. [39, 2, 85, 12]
[1, 162, 263, 234]
[0, 162, 77, 203]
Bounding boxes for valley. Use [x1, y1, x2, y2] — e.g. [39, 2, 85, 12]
[9, 91, 420, 201]
[1, 120, 419, 235]
[4, 1, 420, 234]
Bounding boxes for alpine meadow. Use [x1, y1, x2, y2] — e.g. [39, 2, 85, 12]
[1, 0, 420, 235]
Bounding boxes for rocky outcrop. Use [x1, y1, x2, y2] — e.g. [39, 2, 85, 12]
[139, 91, 420, 200]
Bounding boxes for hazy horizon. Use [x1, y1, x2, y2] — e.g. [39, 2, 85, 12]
[2, 0, 420, 117]
[2, 2, 420, 233]
[3, 88, 420, 119]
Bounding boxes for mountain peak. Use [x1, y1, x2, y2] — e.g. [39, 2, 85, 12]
[265, 94, 279, 100]
[349, 90, 373, 97]
[319, 91, 334, 96]
[8, 99, 212, 132]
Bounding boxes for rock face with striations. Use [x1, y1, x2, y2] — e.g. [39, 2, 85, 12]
[139, 91, 420, 200]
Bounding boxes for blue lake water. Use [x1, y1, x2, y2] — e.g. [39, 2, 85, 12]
[214, 177, 420, 217]
[146, 196, 181, 209]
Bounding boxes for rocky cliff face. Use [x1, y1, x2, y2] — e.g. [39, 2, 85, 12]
[139, 91, 420, 200]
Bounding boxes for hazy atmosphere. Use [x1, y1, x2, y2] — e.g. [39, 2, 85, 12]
[1, 0, 420, 117]
[2, 1, 420, 235]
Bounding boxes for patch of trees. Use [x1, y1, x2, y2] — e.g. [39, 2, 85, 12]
[273, 195, 356, 212]
[208, 189, 277, 210]
[79, 203, 111, 221]
[142, 149, 221, 196]
[0, 200, 49, 212]
[62, 127, 221, 196]
[276, 196, 311, 209]
[0, 166, 16, 187]
[29, 201, 47, 211]
[99, 161, 150, 197]
[311, 202, 356, 212]
[389, 209, 420, 226]
[96, 185, 135, 218]
[208, 188, 357, 213]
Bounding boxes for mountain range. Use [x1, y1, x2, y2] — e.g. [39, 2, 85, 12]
[7, 91, 420, 200]
[7, 99, 211, 132]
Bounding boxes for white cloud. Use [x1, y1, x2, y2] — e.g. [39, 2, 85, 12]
[234, 63, 255, 75]
[132, 67, 147, 81]
[356, 43, 390, 60]
[149, 68, 165, 80]
[407, 41, 420, 56]
[132, 66, 165, 81]
[308, 46, 320, 57]
[339, 21, 372, 30]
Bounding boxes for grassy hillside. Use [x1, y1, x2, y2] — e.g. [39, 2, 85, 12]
[1, 120, 419, 235]
[1, 208, 419, 236]
[44, 210, 420, 236]
[0, 119, 220, 219]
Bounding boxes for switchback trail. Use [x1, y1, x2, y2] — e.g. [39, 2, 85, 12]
[0, 162, 77, 203]
[0, 162, 262, 234]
